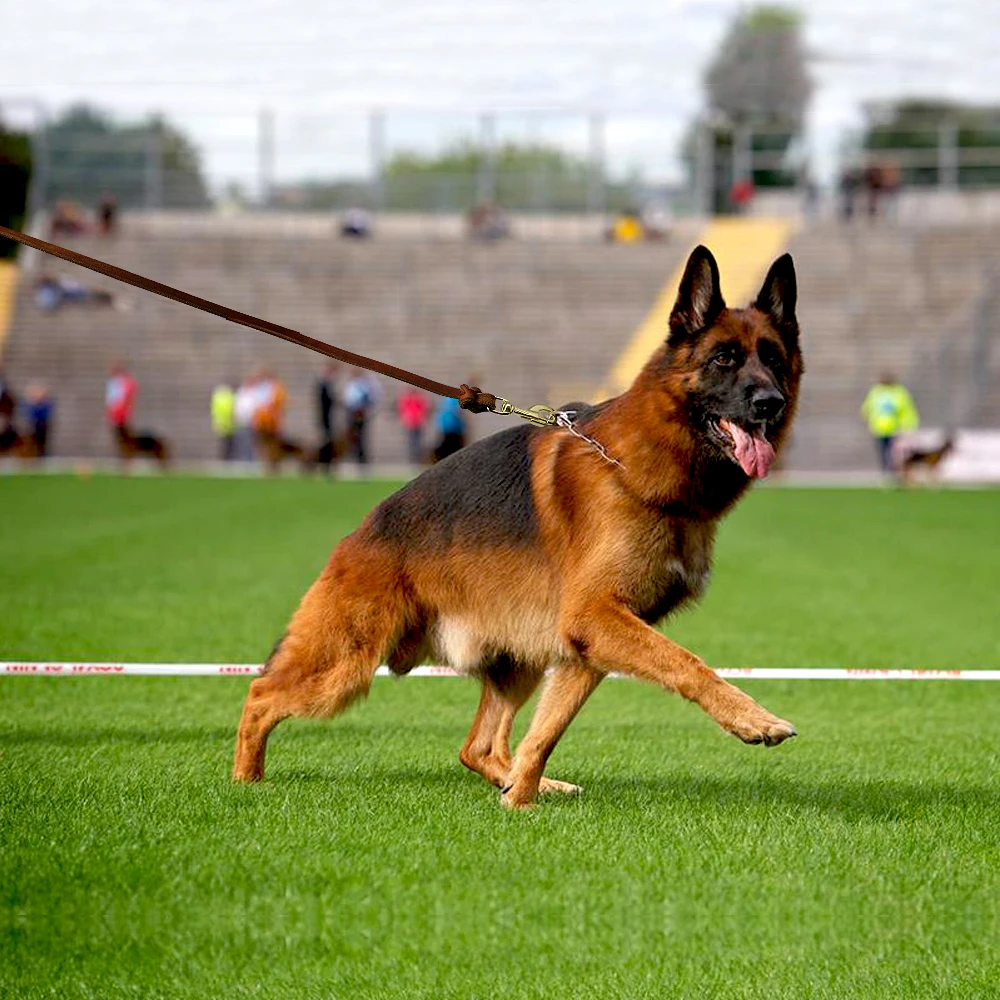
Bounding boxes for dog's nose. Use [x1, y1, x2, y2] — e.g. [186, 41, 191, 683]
[750, 387, 785, 421]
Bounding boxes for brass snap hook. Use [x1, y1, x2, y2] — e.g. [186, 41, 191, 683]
[490, 398, 557, 426]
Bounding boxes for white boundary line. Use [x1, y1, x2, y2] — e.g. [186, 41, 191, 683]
[1, 663, 999, 680]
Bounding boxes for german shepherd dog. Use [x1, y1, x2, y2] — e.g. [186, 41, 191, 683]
[115, 424, 170, 466]
[900, 437, 954, 485]
[255, 429, 307, 474]
[234, 246, 803, 808]
[0, 424, 37, 458]
[255, 429, 345, 475]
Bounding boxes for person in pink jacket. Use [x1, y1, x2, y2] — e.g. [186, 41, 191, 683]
[396, 387, 429, 465]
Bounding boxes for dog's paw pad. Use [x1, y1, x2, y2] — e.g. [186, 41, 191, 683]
[728, 714, 798, 747]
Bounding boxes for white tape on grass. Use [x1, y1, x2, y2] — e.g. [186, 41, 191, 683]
[2, 663, 999, 681]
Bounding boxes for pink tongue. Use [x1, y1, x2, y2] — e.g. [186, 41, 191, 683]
[721, 420, 775, 478]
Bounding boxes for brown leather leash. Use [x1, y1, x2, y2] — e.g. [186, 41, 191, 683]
[0, 223, 559, 426]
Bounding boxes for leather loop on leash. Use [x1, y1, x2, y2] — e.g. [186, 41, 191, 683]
[456, 384, 496, 413]
[0, 223, 553, 421]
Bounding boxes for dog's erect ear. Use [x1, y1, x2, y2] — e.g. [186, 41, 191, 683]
[669, 245, 726, 340]
[754, 253, 797, 331]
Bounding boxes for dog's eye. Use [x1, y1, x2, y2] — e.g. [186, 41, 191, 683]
[759, 343, 785, 373]
[712, 353, 737, 368]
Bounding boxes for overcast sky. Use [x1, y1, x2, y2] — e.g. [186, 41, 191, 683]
[2, 0, 998, 190]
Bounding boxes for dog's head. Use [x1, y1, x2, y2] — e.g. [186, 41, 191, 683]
[663, 245, 802, 479]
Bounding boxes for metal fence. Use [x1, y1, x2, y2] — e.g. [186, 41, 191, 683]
[6, 99, 1000, 221]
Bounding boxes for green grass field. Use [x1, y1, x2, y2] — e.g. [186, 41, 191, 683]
[2, 476, 999, 999]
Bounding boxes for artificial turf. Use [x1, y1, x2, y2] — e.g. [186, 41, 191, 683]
[1, 475, 999, 998]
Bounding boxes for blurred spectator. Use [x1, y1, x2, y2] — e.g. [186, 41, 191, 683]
[253, 369, 286, 438]
[640, 202, 673, 241]
[863, 164, 884, 219]
[468, 203, 510, 241]
[0, 365, 14, 425]
[608, 209, 644, 244]
[343, 369, 380, 465]
[340, 208, 372, 239]
[317, 363, 339, 443]
[50, 200, 87, 238]
[22, 384, 54, 458]
[233, 373, 260, 461]
[396, 387, 430, 465]
[34, 276, 62, 312]
[105, 362, 137, 433]
[98, 195, 118, 237]
[35, 273, 119, 312]
[881, 161, 902, 220]
[432, 395, 466, 462]
[861, 373, 920, 477]
[800, 172, 820, 220]
[838, 167, 861, 222]
[729, 177, 755, 215]
[211, 381, 237, 461]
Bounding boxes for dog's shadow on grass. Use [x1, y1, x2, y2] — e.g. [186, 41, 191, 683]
[5, 726, 996, 824]
[275, 766, 464, 790]
[266, 763, 1000, 824]
[588, 771, 1000, 824]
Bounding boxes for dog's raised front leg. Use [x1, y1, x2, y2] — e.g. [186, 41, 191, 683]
[563, 600, 797, 748]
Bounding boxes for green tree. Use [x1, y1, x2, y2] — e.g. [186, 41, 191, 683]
[686, 6, 811, 207]
[274, 141, 643, 213]
[705, 6, 811, 128]
[862, 100, 1000, 188]
[43, 104, 209, 210]
[0, 124, 32, 259]
[382, 141, 595, 212]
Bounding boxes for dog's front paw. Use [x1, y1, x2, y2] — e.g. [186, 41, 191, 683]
[500, 780, 539, 810]
[725, 709, 798, 747]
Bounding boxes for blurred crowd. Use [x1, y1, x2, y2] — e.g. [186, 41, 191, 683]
[49, 196, 118, 239]
[0, 360, 952, 483]
[0, 359, 475, 471]
[838, 161, 903, 222]
[209, 363, 471, 471]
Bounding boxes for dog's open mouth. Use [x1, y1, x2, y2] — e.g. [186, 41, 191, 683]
[710, 419, 776, 478]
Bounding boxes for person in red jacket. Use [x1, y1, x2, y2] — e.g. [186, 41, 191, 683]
[105, 362, 137, 428]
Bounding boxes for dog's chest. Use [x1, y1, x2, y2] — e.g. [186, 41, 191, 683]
[620, 517, 715, 623]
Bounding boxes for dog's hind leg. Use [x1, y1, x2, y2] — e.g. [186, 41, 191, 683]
[459, 663, 541, 788]
[233, 555, 404, 783]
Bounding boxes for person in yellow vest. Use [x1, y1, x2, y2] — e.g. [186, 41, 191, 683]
[610, 209, 644, 244]
[861, 373, 920, 476]
[210, 381, 237, 461]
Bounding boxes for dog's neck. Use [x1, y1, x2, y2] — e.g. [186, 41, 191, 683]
[586, 372, 756, 520]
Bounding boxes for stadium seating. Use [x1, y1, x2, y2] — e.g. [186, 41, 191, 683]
[2, 213, 998, 470]
[0, 215, 692, 463]
[786, 222, 1000, 469]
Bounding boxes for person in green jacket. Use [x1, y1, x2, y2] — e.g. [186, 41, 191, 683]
[211, 381, 237, 461]
[861, 373, 919, 475]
